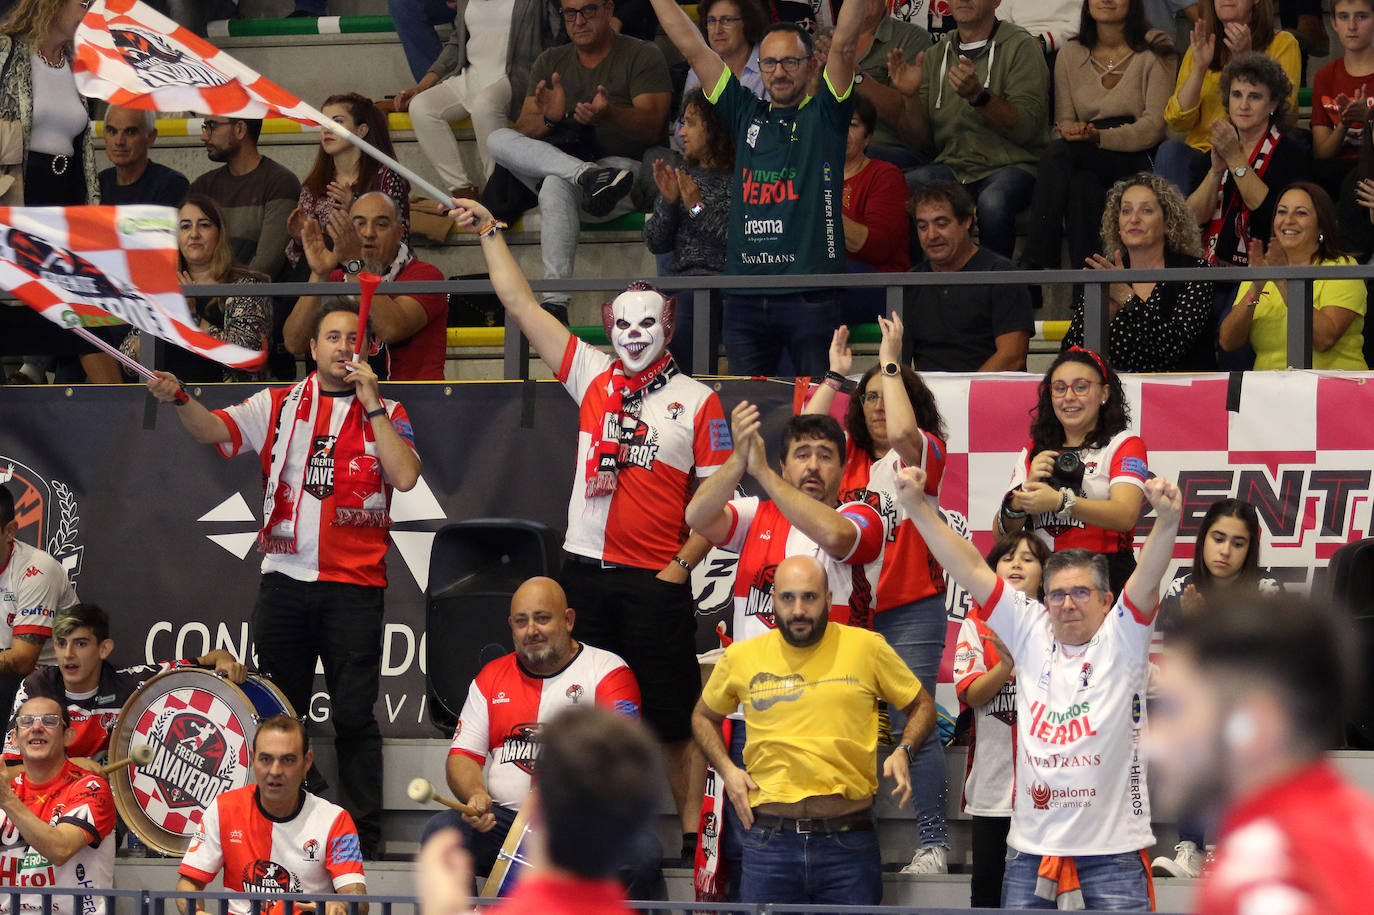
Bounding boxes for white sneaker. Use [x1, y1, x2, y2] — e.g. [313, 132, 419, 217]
[1151, 840, 1204, 877]
[900, 845, 948, 875]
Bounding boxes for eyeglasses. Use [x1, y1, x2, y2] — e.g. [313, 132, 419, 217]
[759, 56, 808, 72]
[705, 15, 743, 26]
[200, 119, 234, 133]
[1045, 586, 1099, 608]
[861, 390, 883, 404]
[15, 714, 61, 729]
[1050, 379, 1098, 397]
[561, 2, 603, 21]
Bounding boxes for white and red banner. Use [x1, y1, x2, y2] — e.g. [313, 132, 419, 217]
[0, 205, 265, 370]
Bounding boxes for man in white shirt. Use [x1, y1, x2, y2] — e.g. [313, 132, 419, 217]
[895, 467, 1181, 910]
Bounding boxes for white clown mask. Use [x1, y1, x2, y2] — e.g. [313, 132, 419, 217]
[602, 284, 675, 374]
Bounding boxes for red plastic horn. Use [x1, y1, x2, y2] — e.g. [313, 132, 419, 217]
[355, 272, 381, 361]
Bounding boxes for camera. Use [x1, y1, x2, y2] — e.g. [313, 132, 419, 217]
[1047, 450, 1085, 492]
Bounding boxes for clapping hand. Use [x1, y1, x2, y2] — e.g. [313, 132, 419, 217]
[949, 54, 983, 102]
[652, 158, 681, 204]
[535, 73, 568, 122]
[1209, 118, 1243, 163]
[574, 84, 611, 125]
[1189, 19, 1216, 70]
[324, 207, 362, 263]
[1356, 178, 1374, 221]
[1084, 250, 1134, 310]
[827, 325, 853, 375]
[326, 179, 355, 213]
[877, 311, 904, 367]
[301, 216, 338, 276]
[1337, 86, 1370, 126]
[679, 170, 702, 210]
[1221, 20, 1252, 55]
[886, 48, 924, 98]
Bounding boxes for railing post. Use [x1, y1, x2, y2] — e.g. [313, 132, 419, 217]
[502, 322, 529, 381]
[885, 283, 903, 362]
[1286, 277, 1313, 369]
[1082, 282, 1107, 356]
[692, 289, 711, 375]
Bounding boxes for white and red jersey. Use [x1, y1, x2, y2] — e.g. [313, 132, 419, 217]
[0, 540, 77, 665]
[983, 578, 1155, 856]
[717, 496, 887, 644]
[1007, 430, 1148, 555]
[557, 337, 731, 569]
[0, 760, 116, 915]
[1195, 761, 1374, 915]
[450, 644, 641, 810]
[213, 387, 415, 587]
[838, 434, 947, 612]
[179, 785, 366, 915]
[952, 615, 1016, 817]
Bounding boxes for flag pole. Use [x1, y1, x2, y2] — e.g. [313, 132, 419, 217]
[72, 325, 189, 403]
[318, 119, 455, 209]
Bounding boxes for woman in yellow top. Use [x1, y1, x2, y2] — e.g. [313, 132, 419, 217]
[1220, 181, 1367, 370]
[1155, 0, 1299, 194]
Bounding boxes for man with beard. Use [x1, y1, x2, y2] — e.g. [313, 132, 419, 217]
[693, 555, 934, 906]
[1149, 594, 1374, 914]
[421, 576, 661, 897]
[188, 117, 299, 282]
[450, 198, 731, 861]
[284, 192, 448, 380]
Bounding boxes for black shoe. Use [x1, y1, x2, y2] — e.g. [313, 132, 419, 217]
[577, 166, 633, 217]
[540, 301, 570, 325]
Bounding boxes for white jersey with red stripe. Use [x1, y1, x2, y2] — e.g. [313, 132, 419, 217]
[0, 761, 116, 915]
[717, 496, 887, 644]
[1007, 430, 1148, 555]
[179, 785, 366, 915]
[983, 579, 1155, 856]
[213, 386, 415, 587]
[449, 643, 641, 810]
[0, 540, 76, 665]
[557, 337, 731, 569]
[952, 615, 1016, 817]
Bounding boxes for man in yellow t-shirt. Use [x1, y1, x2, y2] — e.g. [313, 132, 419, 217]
[692, 555, 936, 906]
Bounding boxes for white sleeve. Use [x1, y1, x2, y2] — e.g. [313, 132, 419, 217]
[559, 337, 614, 403]
[215, 388, 275, 457]
[179, 796, 225, 879]
[11, 551, 69, 644]
[449, 679, 490, 761]
[719, 497, 760, 554]
[982, 579, 1040, 666]
[952, 617, 989, 694]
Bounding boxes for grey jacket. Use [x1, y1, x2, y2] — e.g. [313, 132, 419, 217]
[426, 0, 563, 120]
[0, 35, 100, 204]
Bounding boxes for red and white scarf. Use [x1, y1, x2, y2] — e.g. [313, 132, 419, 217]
[258, 373, 390, 554]
[1204, 125, 1280, 266]
[585, 353, 676, 498]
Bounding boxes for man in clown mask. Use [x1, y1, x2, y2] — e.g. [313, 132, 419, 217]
[451, 197, 733, 859]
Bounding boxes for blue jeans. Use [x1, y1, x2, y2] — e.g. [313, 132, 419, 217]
[721, 291, 839, 377]
[389, 0, 455, 82]
[905, 163, 1035, 259]
[874, 594, 949, 849]
[1003, 847, 1151, 910]
[739, 819, 882, 906]
[1154, 139, 1210, 195]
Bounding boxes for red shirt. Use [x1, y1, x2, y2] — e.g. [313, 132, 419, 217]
[1195, 761, 1374, 915]
[841, 158, 910, 272]
[491, 873, 629, 913]
[329, 258, 447, 380]
[1311, 58, 1374, 158]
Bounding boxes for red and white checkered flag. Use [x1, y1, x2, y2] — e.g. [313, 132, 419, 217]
[0, 206, 266, 371]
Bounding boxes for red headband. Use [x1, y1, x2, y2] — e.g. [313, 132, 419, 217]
[1067, 345, 1109, 381]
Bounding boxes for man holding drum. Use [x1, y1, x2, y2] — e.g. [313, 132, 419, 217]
[0, 696, 116, 914]
[4, 603, 247, 774]
[148, 299, 422, 859]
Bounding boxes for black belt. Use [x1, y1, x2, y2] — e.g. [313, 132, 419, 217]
[30, 150, 72, 176]
[752, 809, 875, 834]
[565, 552, 628, 570]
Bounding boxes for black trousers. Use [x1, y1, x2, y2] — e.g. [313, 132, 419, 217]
[1024, 138, 1155, 269]
[970, 814, 1011, 908]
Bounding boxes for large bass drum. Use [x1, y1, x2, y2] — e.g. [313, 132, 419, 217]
[107, 667, 293, 856]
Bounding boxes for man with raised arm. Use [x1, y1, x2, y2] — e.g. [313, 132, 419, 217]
[894, 467, 1182, 911]
[647, 0, 865, 376]
[449, 198, 731, 861]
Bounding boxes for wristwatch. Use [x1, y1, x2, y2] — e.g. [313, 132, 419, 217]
[882, 361, 900, 376]
[343, 258, 364, 275]
[543, 114, 566, 130]
[1231, 165, 1249, 179]
[971, 88, 992, 108]
[853, 71, 865, 85]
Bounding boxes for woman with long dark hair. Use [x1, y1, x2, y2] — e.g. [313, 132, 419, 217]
[997, 346, 1147, 596]
[804, 313, 953, 875]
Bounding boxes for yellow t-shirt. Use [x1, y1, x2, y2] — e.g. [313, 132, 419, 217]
[1164, 31, 1300, 151]
[1234, 257, 1368, 370]
[700, 623, 922, 806]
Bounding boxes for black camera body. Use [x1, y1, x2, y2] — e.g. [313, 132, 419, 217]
[1047, 450, 1085, 492]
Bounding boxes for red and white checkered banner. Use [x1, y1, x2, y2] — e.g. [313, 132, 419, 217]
[0, 205, 266, 370]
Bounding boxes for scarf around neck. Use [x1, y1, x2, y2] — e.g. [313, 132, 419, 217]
[585, 352, 677, 498]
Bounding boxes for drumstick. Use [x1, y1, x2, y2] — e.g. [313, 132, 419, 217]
[407, 777, 480, 816]
[99, 743, 154, 777]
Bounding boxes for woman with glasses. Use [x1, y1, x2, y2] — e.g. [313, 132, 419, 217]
[673, 0, 768, 147]
[802, 312, 954, 875]
[997, 346, 1148, 597]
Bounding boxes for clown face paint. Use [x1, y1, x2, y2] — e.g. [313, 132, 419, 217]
[607, 288, 672, 374]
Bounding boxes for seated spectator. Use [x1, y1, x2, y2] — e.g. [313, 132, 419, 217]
[842, 94, 911, 324]
[485, 1, 671, 320]
[1186, 52, 1306, 267]
[887, 0, 1049, 259]
[1023, 0, 1175, 270]
[1158, 0, 1299, 194]
[999, 0, 1082, 55]
[189, 117, 300, 282]
[1221, 182, 1368, 369]
[645, 88, 733, 369]
[394, 0, 557, 200]
[905, 181, 1033, 371]
[99, 106, 189, 206]
[284, 192, 449, 380]
[286, 94, 410, 273]
[1278, 0, 1330, 61]
[1143, 0, 1200, 33]
[121, 195, 272, 383]
[389, 0, 465, 84]
[1063, 173, 1217, 371]
[1311, 0, 1374, 198]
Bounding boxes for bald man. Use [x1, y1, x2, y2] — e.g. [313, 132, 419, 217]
[423, 577, 662, 896]
[693, 556, 936, 906]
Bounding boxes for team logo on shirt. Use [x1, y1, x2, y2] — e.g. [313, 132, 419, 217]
[0, 457, 84, 583]
[744, 563, 779, 628]
[498, 723, 543, 774]
[1028, 780, 1096, 810]
[302, 839, 320, 861]
[614, 419, 659, 471]
[666, 402, 684, 421]
[1078, 662, 1093, 689]
[303, 436, 336, 500]
[243, 859, 301, 894]
[565, 684, 584, 703]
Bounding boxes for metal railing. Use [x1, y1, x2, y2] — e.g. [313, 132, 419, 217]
[55, 260, 1374, 379]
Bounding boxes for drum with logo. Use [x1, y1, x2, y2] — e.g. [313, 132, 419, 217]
[483, 801, 535, 897]
[108, 667, 294, 856]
